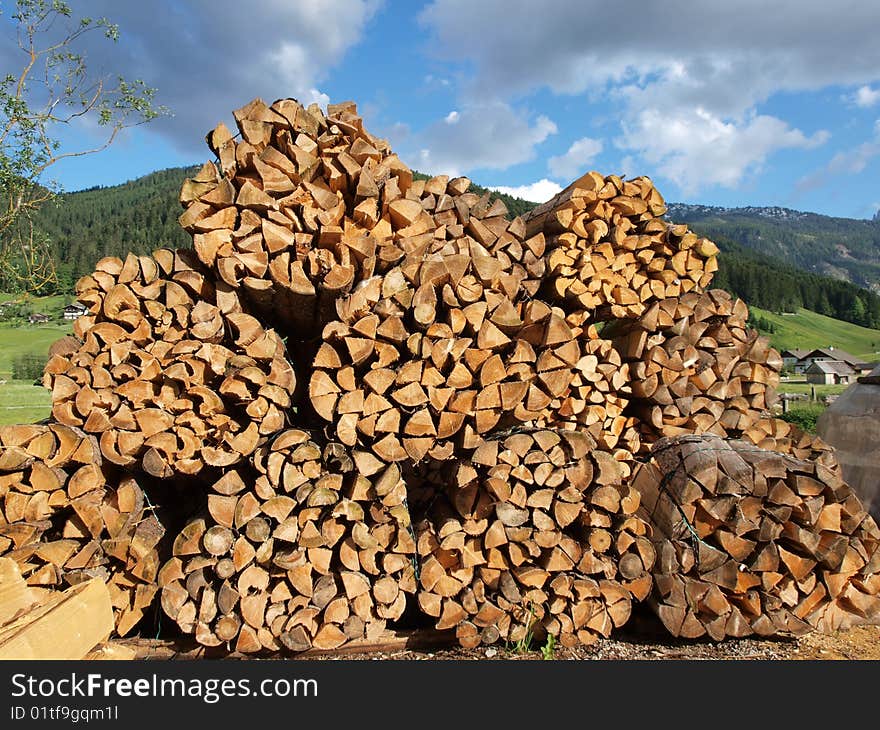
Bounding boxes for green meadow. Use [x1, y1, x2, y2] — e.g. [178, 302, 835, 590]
[750, 306, 880, 364]
[0, 296, 72, 425]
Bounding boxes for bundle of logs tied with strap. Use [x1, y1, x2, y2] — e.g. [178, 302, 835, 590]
[1, 95, 878, 657]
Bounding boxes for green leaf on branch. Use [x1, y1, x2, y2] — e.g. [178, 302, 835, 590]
[0, 0, 169, 293]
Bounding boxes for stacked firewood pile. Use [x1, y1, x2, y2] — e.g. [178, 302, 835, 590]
[158, 436, 417, 652]
[411, 429, 654, 648]
[44, 248, 295, 479]
[635, 435, 880, 639]
[0, 96, 877, 656]
[603, 291, 782, 450]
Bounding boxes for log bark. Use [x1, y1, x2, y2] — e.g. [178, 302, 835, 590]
[634, 434, 880, 639]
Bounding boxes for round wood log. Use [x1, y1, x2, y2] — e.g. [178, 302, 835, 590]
[634, 434, 880, 640]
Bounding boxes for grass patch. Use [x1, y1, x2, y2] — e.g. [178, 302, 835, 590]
[540, 634, 556, 660]
[0, 324, 71, 379]
[778, 403, 826, 433]
[0, 380, 51, 425]
[0, 302, 71, 423]
[750, 306, 880, 363]
[775, 379, 846, 431]
[776, 380, 849, 399]
[0, 293, 70, 316]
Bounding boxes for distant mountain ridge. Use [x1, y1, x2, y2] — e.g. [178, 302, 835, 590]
[666, 202, 815, 221]
[665, 202, 880, 294]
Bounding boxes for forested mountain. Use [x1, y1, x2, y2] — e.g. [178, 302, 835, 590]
[29, 166, 194, 290]
[667, 203, 880, 294]
[18, 165, 880, 329]
[710, 235, 880, 328]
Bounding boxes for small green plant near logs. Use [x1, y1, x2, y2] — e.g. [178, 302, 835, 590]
[540, 634, 556, 660]
[510, 604, 537, 655]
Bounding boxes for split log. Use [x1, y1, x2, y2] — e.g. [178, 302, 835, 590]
[179, 98, 553, 414]
[180, 100, 411, 340]
[739, 416, 839, 467]
[310, 255, 634, 466]
[0, 577, 114, 660]
[0, 557, 37, 624]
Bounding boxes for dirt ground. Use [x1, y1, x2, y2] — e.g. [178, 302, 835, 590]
[126, 615, 880, 661]
[312, 624, 880, 661]
[791, 624, 880, 660]
[314, 625, 880, 661]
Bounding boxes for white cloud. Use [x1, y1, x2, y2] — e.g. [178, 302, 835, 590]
[420, 0, 879, 194]
[66, 0, 382, 155]
[406, 102, 557, 176]
[547, 137, 603, 180]
[444, 111, 460, 124]
[619, 155, 639, 179]
[610, 66, 828, 193]
[419, 1, 880, 104]
[797, 120, 880, 192]
[387, 121, 411, 141]
[854, 86, 880, 108]
[622, 108, 829, 195]
[489, 179, 562, 203]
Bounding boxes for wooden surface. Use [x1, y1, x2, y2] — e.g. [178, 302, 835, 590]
[0, 557, 36, 625]
[0, 578, 113, 660]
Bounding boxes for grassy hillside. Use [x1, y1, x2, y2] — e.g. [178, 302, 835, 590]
[749, 306, 880, 363]
[0, 293, 70, 315]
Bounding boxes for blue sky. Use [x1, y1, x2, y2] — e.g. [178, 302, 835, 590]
[9, 0, 880, 218]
